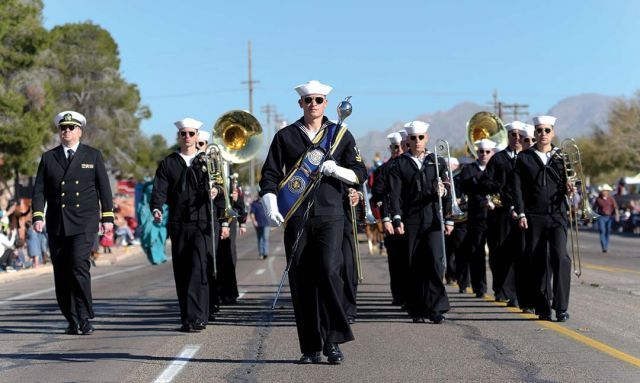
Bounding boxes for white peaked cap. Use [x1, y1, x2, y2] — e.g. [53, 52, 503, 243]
[387, 132, 402, 144]
[474, 139, 497, 151]
[445, 157, 459, 166]
[54, 111, 86, 128]
[197, 130, 210, 142]
[505, 120, 526, 131]
[174, 117, 203, 130]
[521, 124, 535, 138]
[403, 120, 430, 135]
[294, 80, 333, 96]
[532, 115, 557, 126]
[397, 130, 408, 140]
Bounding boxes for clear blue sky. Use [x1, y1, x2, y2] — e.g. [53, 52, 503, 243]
[42, 0, 640, 148]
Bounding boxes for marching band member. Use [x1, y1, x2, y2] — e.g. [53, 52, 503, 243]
[457, 139, 496, 298]
[32, 111, 114, 335]
[481, 121, 525, 306]
[388, 121, 452, 323]
[520, 124, 536, 150]
[371, 132, 409, 306]
[513, 115, 572, 322]
[259, 80, 367, 364]
[151, 118, 223, 332]
[444, 157, 466, 286]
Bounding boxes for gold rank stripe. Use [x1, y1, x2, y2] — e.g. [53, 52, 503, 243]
[101, 212, 115, 218]
[33, 211, 44, 218]
[483, 294, 640, 368]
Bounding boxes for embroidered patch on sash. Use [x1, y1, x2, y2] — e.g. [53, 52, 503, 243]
[306, 149, 324, 166]
[81, 164, 94, 169]
[354, 146, 362, 162]
[288, 176, 306, 194]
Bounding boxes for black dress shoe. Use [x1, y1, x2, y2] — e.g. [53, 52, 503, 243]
[506, 299, 519, 308]
[475, 292, 486, 298]
[298, 352, 322, 364]
[323, 343, 344, 364]
[538, 314, 552, 321]
[64, 323, 79, 335]
[521, 307, 535, 314]
[412, 317, 425, 323]
[79, 320, 94, 335]
[556, 311, 570, 322]
[179, 323, 192, 332]
[192, 321, 206, 331]
[429, 313, 445, 324]
[208, 313, 216, 322]
[347, 316, 356, 325]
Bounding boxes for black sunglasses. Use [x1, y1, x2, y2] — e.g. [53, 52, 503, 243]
[59, 125, 77, 132]
[197, 142, 206, 147]
[536, 127, 552, 134]
[409, 135, 425, 141]
[180, 131, 197, 138]
[391, 144, 400, 150]
[478, 150, 492, 154]
[303, 96, 325, 105]
[523, 138, 536, 143]
[510, 132, 520, 138]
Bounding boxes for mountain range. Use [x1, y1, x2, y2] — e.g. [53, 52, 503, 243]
[355, 93, 619, 164]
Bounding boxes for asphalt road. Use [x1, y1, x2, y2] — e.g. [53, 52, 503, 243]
[0, 227, 638, 382]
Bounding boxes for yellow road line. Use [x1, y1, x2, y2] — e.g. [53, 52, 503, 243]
[483, 295, 640, 368]
[582, 262, 640, 276]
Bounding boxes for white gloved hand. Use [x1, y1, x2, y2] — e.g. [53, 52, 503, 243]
[319, 160, 358, 184]
[319, 160, 338, 176]
[261, 193, 284, 226]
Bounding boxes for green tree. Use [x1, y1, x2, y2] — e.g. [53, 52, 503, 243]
[47, 22, 153, 176]
[0, 0, 53, 181]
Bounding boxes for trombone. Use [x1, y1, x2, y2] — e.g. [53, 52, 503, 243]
[557, 138, 599, 277]
[348, 188, 364, 282]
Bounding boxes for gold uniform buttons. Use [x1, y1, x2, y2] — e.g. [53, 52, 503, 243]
[62, 204, 66, 208]
[75, 180, 79, 184]
[61, 181, 65, 185]
[76, 192, 80, 196]
[61, 193, 65, 196]
[76, 204, 80, 208]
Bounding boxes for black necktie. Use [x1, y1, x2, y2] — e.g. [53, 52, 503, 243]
[67, 149, 74, 166]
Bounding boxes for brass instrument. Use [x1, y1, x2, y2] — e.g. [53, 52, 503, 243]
[557, 138, 599, 278]
[349, 189, 364, 282]
[466, 111, 507, 159]
[362, 183, 377, 225]
[436, 139, 466, 223]
[433, 139, 450, 268]
[487, 193, 503, 208]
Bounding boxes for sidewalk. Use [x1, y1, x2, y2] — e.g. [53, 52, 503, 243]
[0, 245, 143, 285]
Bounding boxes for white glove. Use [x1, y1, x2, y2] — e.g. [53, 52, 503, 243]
[319, 160, 358, 185]
[261, 193, 284, 226]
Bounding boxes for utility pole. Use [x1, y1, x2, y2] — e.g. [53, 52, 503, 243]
[261, 104, 275, 145]
[241, 40, 260, 194]
[487, 90, 528, 122]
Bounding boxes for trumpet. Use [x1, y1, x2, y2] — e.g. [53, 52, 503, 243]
[556, 138, 599, 277]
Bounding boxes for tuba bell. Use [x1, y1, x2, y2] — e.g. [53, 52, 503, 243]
[212, 110, 263, 164]
[466, 111, 508, 206]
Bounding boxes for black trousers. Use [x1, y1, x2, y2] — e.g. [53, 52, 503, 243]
[341, 217, 358, 319]
[385, 233, 409, 304]
[445, 223, 467, 284]
[487, 210, 519, 301]
[169, 221, 211, 325]
[458, 219, 488, 295]
[405, 224, 450, 317]
[285, 215, 354, 354]
[525, 214, 571, 315]
[208, 222, 221, 314]
[49, 233, 95, 325]
[217, 223, 239, 302]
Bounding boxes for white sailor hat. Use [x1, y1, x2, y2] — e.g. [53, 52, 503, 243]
[403, 121, 430, 135]
[532, 115, 557, 126]
[174, 118, 203, 130]
[294, 80, 333, 97]
[521, 124, 535, 138]
[397, 130, 408, 140]
[197, 130, 210, 142]
[387, 132, 402, 145]
[54, 111, 86, 128]
[505, 120, 526, 132]
[474, 139, 497, 151]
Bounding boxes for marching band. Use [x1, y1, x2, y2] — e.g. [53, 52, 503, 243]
[35, 81, 583, 367]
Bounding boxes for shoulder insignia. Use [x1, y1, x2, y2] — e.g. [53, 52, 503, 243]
[354, 146, 362, 162]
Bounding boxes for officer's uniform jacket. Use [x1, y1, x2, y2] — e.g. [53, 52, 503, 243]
[32, 144, 114, 236]
[259, 116, 367, 217]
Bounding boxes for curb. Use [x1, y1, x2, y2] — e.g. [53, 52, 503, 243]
[0, 246, 143, 284]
